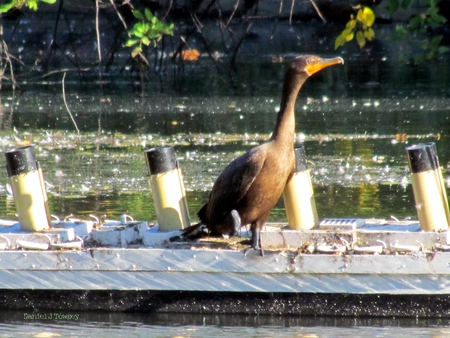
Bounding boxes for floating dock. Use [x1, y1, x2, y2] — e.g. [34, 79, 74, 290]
[0, 217, 450, 317]
[2, 143, 450, 316]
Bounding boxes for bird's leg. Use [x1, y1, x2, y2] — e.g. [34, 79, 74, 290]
[244, 222, 264, 256]
[250, 222, 259, 248]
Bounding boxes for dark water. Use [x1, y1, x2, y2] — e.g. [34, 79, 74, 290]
[1, 16, 450, 335]
[2, 312, 450, 337]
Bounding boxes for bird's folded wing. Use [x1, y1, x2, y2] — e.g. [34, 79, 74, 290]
[207, 147, 266, 216]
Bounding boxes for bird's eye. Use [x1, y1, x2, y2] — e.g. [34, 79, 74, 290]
[307, 58, 317, 65]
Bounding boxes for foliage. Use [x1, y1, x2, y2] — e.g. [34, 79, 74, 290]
[125, 8, 174, 58]
[0, 0, 56, 12]
[389, 0, 449, 62]
[335, 0, 449, 61]
[385, 0, 414, 13]
[0, 2, 174, 60]
[335, 6, 375, 49]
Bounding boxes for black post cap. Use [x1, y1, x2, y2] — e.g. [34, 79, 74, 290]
[145, 146, 177, 175]
[5, 146, 38, 177]
[294, 146, 308, 172]
[406, 142, 440, 173]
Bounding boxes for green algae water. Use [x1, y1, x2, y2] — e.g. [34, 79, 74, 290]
[0, 95, 446, 223]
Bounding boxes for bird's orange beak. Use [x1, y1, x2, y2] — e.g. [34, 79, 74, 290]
[305, 57, 344, 76]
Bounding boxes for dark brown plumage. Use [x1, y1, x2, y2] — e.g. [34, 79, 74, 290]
[185, 55, 343, 251]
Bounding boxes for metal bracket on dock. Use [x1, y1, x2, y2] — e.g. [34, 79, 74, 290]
[91, 221, 148, 247]
[261, 218, 448, 253]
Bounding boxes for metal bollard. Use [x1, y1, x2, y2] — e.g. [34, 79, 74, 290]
[406, 142, 449, 231]
[5, 146, 51, 232]
[283, 146, 319, 230]
[145, 146, 190, 231]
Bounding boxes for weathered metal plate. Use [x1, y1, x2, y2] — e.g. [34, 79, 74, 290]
[0, 249, 448, 294]
[0, 249, 449, 274]
[0, 269, 450, 294]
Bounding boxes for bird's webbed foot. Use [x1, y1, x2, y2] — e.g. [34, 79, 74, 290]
[243, 227, 264, 257]
[244, 246, 265, 257]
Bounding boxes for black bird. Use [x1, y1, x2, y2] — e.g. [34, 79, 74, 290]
[185, 55, 343, 251]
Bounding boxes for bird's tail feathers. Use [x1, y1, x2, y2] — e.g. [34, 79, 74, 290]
[169, 222, 209, 242]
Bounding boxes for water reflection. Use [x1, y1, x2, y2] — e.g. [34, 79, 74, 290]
[2, 94, 450, 136]
[0, 311, 432, 326]
[2, 311, 450, 337]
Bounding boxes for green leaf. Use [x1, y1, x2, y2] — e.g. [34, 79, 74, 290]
[408, 16, 422, 29]
[401, 0, 413, 9]
[345, 31, 354, 42]
[136, 22, 149, 34]
[335, 22, 357, 49]
[426, 51, 435, 60]
[346, 19, 357, 30]
[438, 46, 450, 54]
[130, 29, 144, 38]
[365, 8, 375, 27]
[390, 24, 407, 40]
[132, 10, 145, 20]
[0, 2, 14, 12]
[430, 35, 443, 49]
[124, 39, 140, 47]
[418, 40, 428, 50]
[356, 31, 366, 48]
[131, 46, 142, 58]
[357, 7, 375, 27]
[147, 31, 162, 40]
[126, 9, 174, 51]
[386, 0, 399, 14]
[364, 27, 375, 40]
[141, 36, 151, 46]
[144, 8, 154, 21]
[164, 28, 174, 36]
[341, 28, 353, 39]
[41, 0, 57, 3]
[427, 1, 439, 17]
[334, 34, 346, 50]
[28, 0, 38, 10]
[427, 13, 446, 27]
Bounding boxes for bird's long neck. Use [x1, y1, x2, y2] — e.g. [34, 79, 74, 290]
[270, 70, 307, 145]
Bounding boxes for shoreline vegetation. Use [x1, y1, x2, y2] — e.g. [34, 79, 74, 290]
[0, 0, 449, 93]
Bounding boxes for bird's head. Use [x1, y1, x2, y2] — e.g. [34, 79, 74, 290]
[291, 55, 344, 76]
